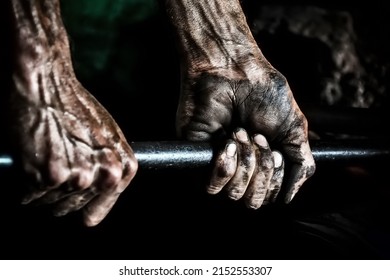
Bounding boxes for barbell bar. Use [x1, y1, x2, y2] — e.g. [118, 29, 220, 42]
[0, 139, 388, 170]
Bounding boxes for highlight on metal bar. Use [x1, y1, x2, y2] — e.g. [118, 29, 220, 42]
[1, 139, 389, 170]
[0, 155, 13, 167]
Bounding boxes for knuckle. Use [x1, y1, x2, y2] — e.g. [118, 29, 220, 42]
[129, 155, 139, 171]
[123, 156, 138, 179]
[44, 163, 70, 187]
[268, 70, 288, 92]
[106, 165, 123, 187]
[261, 157, 274, 170]
[72, 170, 94, 190]
[305, 161, 317, 178]
[97, 164, 123, 190]
[215, 161, 236, 179]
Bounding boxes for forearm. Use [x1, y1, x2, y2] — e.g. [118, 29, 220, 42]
[164, 0, 263, 72]
[10, 0, 75, 100]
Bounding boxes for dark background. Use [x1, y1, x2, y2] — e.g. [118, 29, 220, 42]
[0, 0, 389, 260]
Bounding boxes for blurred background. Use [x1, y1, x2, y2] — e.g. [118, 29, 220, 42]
[0, 0, 389, 260]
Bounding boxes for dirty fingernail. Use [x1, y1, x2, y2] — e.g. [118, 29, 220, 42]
[235, 129, 249, 142]
[226, 143, 237, 157]
[272, 151, 283, 168]
[254, 134, 268, 147]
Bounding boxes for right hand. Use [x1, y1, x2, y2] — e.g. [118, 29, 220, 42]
[8, 0, 138, 227]
[9, 47, 138, 228]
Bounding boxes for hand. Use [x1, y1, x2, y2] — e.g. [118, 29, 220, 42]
[176, 63, 316, 207]
[165, 0, 316, 208]
[10, 73, 138, 226]
[8, 0, 138, 226]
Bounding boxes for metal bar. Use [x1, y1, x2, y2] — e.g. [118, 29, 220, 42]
[0, 139, 389, 170]
[0, 155, 13, 167]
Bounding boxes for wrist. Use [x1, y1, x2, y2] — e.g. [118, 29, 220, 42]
[165, 0, 263, 73]
[181, 43, 262, 75]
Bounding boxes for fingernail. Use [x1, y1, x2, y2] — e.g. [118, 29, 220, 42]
[285, 190, 297, 204]
[235, 129, 249, 142]
[272, 151, 283, 168]
[254, 134, 268, 147]
[226, 143, 237, 157]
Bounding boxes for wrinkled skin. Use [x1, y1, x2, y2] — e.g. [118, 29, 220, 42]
[165, 0, 316, 206]
[8, 0, 315, 227]
[8, 0, 138, 226]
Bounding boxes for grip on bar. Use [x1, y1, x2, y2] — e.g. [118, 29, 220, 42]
[1, 139, 389, 170]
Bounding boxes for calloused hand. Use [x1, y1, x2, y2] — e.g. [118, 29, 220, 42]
[176, 66, 316, 207]
[10, 73, 138, 226]
[165, 0, 316, 208]
[8, 0, 138, 226]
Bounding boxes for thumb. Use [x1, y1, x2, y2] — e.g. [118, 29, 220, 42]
[282, 139, 316, 203]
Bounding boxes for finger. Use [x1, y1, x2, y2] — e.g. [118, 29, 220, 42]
[21, 189, 47, 205]
[52, 187, 98, 217]
[82, 186, 121, 227]
[244, 134, 274, 209]
[283, 140, 316, 203]
[94, 148, 124, 190]
[225, 129, 256, 200]
[82, 153, 138, 227]
[264, 151, 284, 204]
[32, 182, 75, 205]
[30, 166, 95, 205]
[50, 158, 124, 218]
[21, 160, 71, 204]
[207, 140, 237, 195]
[50, 147, 127, 220]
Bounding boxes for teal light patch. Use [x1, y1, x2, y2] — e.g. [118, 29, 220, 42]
[60, 0, 158, 82]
